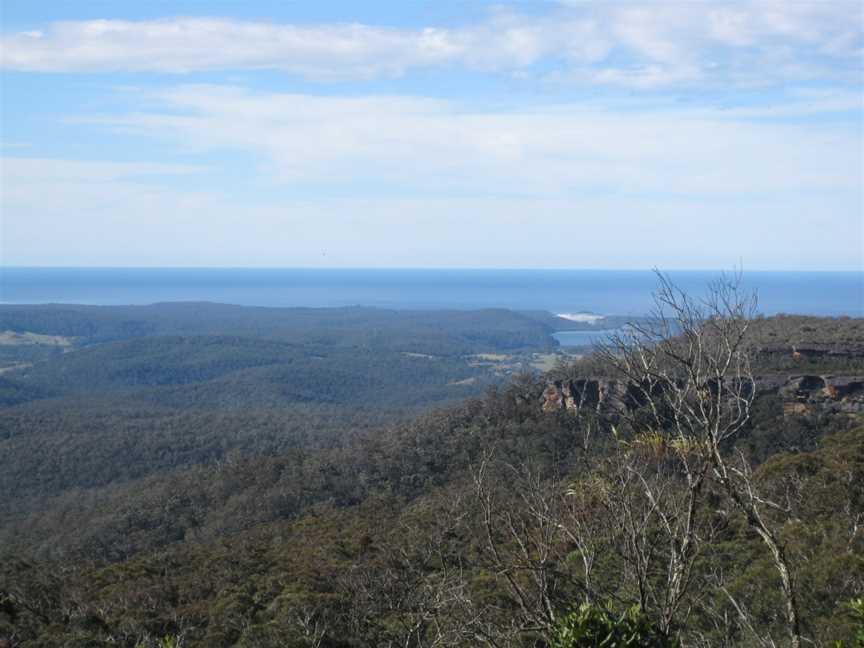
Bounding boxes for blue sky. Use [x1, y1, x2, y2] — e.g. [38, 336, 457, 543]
[1, 0, 862, 270]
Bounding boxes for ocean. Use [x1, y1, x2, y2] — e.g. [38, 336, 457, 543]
[0, 267, 861, 317]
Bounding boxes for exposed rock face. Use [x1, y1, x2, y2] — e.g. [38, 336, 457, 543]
[756, 343, 864, 362]
[778, 374, 864, 413]
[542, 374, 864, 416]
[541, 378, 647, 415]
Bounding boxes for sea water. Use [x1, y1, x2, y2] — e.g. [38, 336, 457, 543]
[0, 267, 861, 317]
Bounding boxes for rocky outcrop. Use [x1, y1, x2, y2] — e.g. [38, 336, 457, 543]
[756, 343, 864, 363]
[541, 378, 651, 415]
[777, 374, 864, 414]
[542, 374, 864, 416]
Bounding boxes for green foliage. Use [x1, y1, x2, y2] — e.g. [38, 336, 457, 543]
[550, 604, 677, 648]
[0, 302, 561, 354]
[1, 309, 863, 646]
[135, 636, 184, 648]
[0, 303, 570, 559]
[832, 597, 864, 647]
[846, 597, 864, 647]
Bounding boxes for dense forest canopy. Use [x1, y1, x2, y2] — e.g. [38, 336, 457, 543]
[1, 296, 862, 647]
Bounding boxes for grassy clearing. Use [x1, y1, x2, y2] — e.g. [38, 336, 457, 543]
[0, 331, 76, 347]
[0, 361, 32, 374]
[470, 353, 511, 362]
[530, 353, 562, 372]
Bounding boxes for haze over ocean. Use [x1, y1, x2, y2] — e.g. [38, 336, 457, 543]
[1, 268, 860, 317]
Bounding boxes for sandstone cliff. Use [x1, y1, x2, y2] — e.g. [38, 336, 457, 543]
[541, 374, 864, 416]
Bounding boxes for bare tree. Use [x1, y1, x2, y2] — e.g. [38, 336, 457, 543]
[596, 270, 803, 648]
[472, 452, 563, 644]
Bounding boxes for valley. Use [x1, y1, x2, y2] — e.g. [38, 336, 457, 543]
[1, 303, 862, 646]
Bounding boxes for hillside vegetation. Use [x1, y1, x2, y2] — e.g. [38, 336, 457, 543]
[1, 299, 863, 647]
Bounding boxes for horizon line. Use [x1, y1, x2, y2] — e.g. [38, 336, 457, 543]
[2, 266, 862, 274]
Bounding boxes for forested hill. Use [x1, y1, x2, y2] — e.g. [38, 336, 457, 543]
[0, 305, 581, 542]
[0, 303, 580, 409]
[0, 302, 576, 352]
[1, 309, 863, 647]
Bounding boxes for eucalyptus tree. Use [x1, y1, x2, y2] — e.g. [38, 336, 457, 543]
[596, 271, 803, 648]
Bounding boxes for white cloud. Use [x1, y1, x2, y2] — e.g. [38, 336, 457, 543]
[81, 85, 862, 197]
[0, 15, 592, 79]
[5, 85, 858, 269]
[2, 156, 860, 270]
[1, 1, 860, 87]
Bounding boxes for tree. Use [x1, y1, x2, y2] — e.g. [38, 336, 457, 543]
[597, 270, 803, 648]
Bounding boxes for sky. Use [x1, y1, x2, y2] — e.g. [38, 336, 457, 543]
[0, 0, 862, 270]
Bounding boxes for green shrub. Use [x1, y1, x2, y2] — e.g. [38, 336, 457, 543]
[135, 636, 183, 648]
[848, 597, 864, 647]
[550, 603, 677, 648]
[830, 598, 864, 648]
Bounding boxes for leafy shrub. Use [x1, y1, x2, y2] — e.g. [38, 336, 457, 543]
[847, 597, 864, 647]
[550, 603, 677, 648]
[136, 636, 183, 648]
